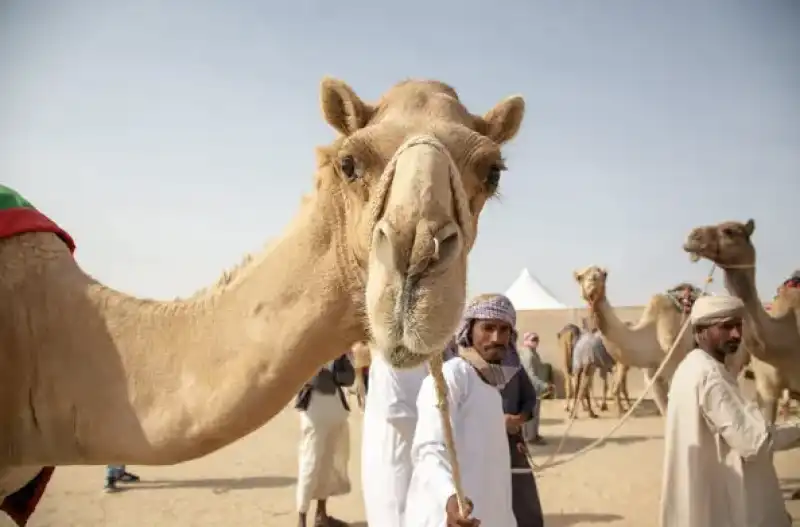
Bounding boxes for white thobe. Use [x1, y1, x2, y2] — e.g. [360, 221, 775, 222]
[403, 357, 516, 527]
[296, 391, 351, 513]
[361, 354, 428, 527]
[660, 348, 800, 527]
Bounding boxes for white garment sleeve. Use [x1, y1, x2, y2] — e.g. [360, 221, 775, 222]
[700, 371, 769, 460]
[411, 365, 468, 510]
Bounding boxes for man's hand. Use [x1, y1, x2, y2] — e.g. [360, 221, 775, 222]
[505, 413, 524, 433]
[445, 495, 480, 526]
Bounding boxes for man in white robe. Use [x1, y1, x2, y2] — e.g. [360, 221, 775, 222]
[361, 347, 429, 527]
[295, 354, 355, 527]
[404, 293, 522, 527]
[660, 295, 800, 527]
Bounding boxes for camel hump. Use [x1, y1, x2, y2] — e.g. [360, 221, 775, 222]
[0, 185, 76, 253]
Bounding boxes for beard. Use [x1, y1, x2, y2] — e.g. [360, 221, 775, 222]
[718, 340, 741, 355]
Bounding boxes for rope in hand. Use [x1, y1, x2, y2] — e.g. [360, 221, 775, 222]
[429, 351, 469, 517]
[511, 263, 720, 475]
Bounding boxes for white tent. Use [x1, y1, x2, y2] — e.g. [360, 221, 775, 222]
[505, 268, 568, 310]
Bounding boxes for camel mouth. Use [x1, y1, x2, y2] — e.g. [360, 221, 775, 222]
[386, 344, 431, 369]
[682, 242, 704, 262]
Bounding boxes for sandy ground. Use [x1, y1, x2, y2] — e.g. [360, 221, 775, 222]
[29, 398, 800, 527]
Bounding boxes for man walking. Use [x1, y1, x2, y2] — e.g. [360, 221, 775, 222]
[295, 353, 355, 527]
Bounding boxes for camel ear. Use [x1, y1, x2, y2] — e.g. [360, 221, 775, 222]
[573, 270, 582, 281]
[481, 95, 525, 145]
[320, 77, 373, 136]
[744, 218, 755, 237]
[600, 267, 608, 278]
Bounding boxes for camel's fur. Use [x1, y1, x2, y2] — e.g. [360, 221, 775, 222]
[684, 219, 800, 424]
[0, 78, 526, 503]
[573, 267, 699, 416]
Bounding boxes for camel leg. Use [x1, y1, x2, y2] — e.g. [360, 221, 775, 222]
[575, 366, 598, 419]
[569, 369, 583, 419]
[611, 365, 625, 416]
[644, 368, 668, 416]
[621, 365, 632, 408]
[599, 370, 609, 412]
[563, 371, 573, 413]
[564, 373, 576, 413]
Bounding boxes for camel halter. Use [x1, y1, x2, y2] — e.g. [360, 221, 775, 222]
[372, 134, 475, 258]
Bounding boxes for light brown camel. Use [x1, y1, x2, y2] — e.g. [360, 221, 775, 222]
[557, 323, 581, 410]
[573, 267, 699, 416]
[0, 78, 526, 519]
[683, 218, 800, 425]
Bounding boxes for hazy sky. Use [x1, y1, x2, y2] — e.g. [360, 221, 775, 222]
[2, 0, 798, 307]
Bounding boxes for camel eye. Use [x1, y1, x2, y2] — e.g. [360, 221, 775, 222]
[339, 155, 359, 181]
[722, 227, 736, 237]
[486, 163, 504, 190]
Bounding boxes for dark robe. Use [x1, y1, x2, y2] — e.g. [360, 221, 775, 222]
[501, 370, 545, 527]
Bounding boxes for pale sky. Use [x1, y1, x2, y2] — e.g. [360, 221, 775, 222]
[2, 0, 798, 307]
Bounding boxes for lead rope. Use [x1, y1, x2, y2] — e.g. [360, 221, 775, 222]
[429, 351, 469, 517]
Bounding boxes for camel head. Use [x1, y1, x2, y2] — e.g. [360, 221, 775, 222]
[573, 266, 608, 305]
[683, 219, 756, 268]
[317, 78, 525, 368]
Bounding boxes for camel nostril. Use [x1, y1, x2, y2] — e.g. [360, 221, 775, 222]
[373, 221, 405, 274]
[430, 224, 462, 272]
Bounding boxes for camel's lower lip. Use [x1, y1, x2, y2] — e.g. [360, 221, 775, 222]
[387, 344, 429, 369]
[688, 251, 700, 263]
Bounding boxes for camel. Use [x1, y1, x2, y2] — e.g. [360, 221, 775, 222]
[0, 77, 526, 523]
[563, 322, 632, 419]
[557, 323, 581, 410]
[683, 218, 800, 424]
[573, 267, 700, 416]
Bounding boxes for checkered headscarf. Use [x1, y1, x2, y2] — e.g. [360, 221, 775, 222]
[454, 293, 519, 365]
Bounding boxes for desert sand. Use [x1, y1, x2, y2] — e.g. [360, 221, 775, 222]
[30, 397, 800, 527]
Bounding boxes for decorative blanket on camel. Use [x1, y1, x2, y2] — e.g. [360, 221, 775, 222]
[0, 184, 75, 253]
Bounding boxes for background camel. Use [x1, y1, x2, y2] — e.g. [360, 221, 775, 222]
[557, 323, 581, 410]
[0, 77, 526, 523]
[573, 267, 699, 416]
[683, 218, 800, 424]
[566, 320, 632, 419]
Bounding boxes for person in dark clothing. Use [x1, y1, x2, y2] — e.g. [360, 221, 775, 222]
[501, 364, 545, 527]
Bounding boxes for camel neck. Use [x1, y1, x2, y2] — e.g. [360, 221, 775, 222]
[21, 197, 363, 466]
[722, 266, 795, 361]
[591, 297, 662, 368]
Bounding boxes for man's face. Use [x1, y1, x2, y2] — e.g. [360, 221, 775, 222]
[471, 318, 511, 363]
[529, 336, 539, 349]
[700, 317, 743, 356]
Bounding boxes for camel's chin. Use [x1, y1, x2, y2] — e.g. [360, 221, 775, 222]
[385, 345, 431, 369]
[688, 252, 700, 263]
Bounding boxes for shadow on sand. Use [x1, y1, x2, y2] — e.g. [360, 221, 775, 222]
[130, 475, 295, 494]
[528, 434, 655, 457]
[544, 512, 623, 526]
